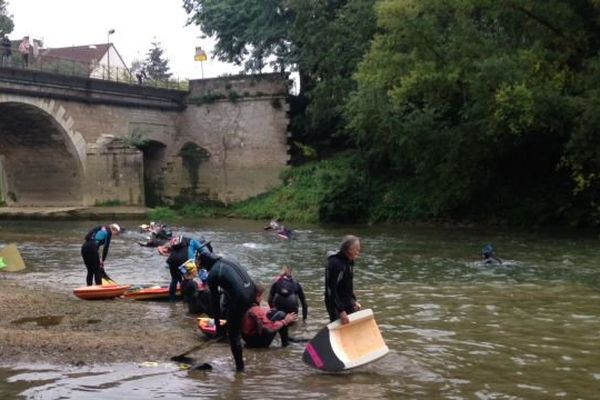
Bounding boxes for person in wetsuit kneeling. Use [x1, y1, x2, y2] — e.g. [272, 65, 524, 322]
[243, 283, 297, 348]
[180, 260, 211, 315]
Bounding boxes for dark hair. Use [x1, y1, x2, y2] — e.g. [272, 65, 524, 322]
[255, 282, 265, 296]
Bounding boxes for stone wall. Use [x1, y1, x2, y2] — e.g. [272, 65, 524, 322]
[174, 73, 290, 204]
[0, 71, 290, 207]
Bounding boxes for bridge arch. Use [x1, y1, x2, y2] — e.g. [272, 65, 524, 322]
[0, 99, 86, 206]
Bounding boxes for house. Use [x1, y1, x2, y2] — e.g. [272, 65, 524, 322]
[41, 43, 130, 80]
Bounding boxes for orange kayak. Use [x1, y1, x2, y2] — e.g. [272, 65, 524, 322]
[197, 317, 227, 338]
[73, 284, 130, 300]
[125, 285, 181, 300]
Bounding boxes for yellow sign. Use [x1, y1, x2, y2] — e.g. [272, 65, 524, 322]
[195, 47, 207, 62]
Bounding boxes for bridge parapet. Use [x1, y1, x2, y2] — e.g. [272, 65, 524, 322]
[0, 67, 186, 110]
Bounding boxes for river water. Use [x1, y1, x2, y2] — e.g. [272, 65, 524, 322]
[1, 219, 599, 399]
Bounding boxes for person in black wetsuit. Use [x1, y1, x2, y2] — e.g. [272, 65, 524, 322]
[324, 235, 362, 325]
[482, 244, 503, 265]
[138, 223, 172, 247]
[268, 265, 308, 322]
[81, 224, 121, 286]
[198, 252, 257, 372]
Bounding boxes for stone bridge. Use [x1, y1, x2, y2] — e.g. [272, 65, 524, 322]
[0, 68, 290, 207]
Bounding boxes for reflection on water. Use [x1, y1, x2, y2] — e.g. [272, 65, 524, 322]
[1, 219, 600, 399]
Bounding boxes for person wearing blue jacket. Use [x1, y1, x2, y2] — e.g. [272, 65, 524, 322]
[81, 224, 121, 285]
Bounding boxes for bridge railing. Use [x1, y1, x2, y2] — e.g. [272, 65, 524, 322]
[0, 51, 188, 90]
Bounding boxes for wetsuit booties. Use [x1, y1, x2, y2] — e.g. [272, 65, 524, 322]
[233, 345, 244, 372]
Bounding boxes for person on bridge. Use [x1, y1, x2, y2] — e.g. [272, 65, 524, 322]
[80, 224, 121, 286]
[18, 36, 30, 68]
[1, 35, 12, 66]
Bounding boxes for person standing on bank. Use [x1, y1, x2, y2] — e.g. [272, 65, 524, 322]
[81, 224, 121, 286]
[325, 235, 362, 325]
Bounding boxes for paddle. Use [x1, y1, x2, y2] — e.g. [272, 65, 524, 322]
[170, 337, 216, 365]
[0, 243, 26, 272]
[100, 269, 117, 285]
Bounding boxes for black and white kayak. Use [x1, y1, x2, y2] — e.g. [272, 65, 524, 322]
[302, 308, 389, 372]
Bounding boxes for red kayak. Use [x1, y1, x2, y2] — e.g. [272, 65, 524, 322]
[125, 285, 181, 300]
[73, 284, 130, 300]
[197, 317, 227, 338]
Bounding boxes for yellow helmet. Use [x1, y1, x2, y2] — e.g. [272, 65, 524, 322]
[179, 259, 197, 276]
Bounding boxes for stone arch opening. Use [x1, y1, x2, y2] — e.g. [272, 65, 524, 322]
[0, 102, 84, 206]
[136, 140, 166, 207]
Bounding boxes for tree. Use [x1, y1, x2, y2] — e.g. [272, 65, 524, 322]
[0, 0, 14, 35]
[345, 0, 600, 225]
[183, 0, 294, 72]
[183, 0, 377, 155]
[144, 42, 172, 81]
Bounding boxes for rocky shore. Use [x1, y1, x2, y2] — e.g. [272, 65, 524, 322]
[0, 277, 203, 366]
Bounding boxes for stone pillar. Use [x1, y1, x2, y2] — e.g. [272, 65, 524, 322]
[83, 135, 144, 206]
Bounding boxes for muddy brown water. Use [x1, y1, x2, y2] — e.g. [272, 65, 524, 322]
[1, 219, 599, 399]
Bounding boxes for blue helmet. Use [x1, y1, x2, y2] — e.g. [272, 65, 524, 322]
[199, 268, 208, 283]
[482, 244, 494, 257]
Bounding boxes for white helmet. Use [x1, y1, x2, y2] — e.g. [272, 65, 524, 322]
[110, 223, 121, 233]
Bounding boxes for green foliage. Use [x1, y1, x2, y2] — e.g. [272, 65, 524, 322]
[230, 164, 322, 223]
[144, 42, 172, 81]
[183, 0, 600, 227]
[146, 207, 178, 221]
[227, 90, 240, 103]
[183, 0, 377, 153]
[343, 0, 600, 226]
[291, 0, 377, 148]
[230, 153, 368, 223]
[183, 0, 293, 71]
[0, 0, 14, 35]
[94, 200, 123, 207]
[187, 92, 226, 104]
[126, 129, 151, 148]
[178, 204, 221, 218]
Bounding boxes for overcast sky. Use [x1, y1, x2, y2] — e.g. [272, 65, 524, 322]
[7, 0, 241, 80]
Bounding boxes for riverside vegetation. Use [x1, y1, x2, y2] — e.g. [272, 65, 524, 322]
[1, 1, 598, 227]
[177, 1, 600, 228]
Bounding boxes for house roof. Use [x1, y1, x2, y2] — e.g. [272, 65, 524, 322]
[42, 43, 111, 63]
